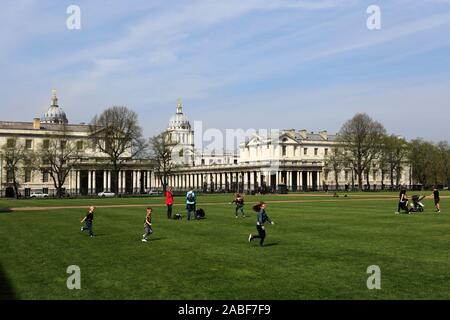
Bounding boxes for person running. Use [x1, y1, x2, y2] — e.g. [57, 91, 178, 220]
[165, 187, 174, 219]
[431, 187, 441, 213]
[396, 186, 409, 214]
[232, 193, 246, 218]
[80, 206, 95, 237]
[142, 207, 153, 242]
[186, 189, 197, 221]
[248, 202, 274, 247]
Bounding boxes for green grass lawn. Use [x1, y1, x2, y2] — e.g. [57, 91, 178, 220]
[0, 193, 449, 300]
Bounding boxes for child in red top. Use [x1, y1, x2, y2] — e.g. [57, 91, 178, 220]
[165, 187, 174, 219]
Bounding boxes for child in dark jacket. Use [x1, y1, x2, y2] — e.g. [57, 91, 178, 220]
[248, 202, 274, 247]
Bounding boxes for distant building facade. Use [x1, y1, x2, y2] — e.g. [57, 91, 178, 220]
[0, 91, 159, 197]
[0, 92, 412, 198]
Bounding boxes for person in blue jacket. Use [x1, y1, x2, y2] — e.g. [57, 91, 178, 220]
[248, 202, 274, 247]
[186, 189, 197, 221]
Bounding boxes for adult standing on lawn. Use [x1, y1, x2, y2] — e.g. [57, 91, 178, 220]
[431, 186, 441, 213]
[186, 189, 196, 221]
[165, 187, 174, 219]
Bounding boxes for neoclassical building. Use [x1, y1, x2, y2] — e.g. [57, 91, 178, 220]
[0, 91, 412, 197]
[0, 91, 159, 197]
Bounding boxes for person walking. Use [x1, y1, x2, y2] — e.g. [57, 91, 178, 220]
[396, 186, 409, 214]
[186, 189, 197, 221]
[431, 186, 441, 213]
[80, 206, 96, 237]
[165, 187, 174, 219]
[142, 207, 153, 242]
[248, 202, 274, 247]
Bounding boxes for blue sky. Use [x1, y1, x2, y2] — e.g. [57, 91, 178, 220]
[1, 0, 450, 143]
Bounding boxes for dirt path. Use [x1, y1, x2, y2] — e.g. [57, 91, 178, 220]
[5, 195, 448, 212]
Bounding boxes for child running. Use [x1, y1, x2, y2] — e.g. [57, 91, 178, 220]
[232, 193, 246, 218]
[80, 206, 95, 237]
[142, 207, 153, 242]
[248, 202, 274, 247]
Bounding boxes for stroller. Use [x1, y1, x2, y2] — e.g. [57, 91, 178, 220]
[409, 195, 425, 213]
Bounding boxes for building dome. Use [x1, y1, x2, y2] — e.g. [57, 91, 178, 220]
[168, 99, 191, 129]
[42, 90, 68, 124]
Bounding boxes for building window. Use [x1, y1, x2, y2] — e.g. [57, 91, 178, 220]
[7, 170, 14, 183]
[43, 171, 49, 183]
[325, 148, 328, 156]
[60, 140, 67, 150]
[43, 188, 49, 194]
[373, 170, 378, 180]
[26, 139, 33, 149]
[234, 160, 238, 164]
[314, 148, 318, 156]
[282, 146, 287, 156]
[201, 159, 205, 165]
[304, 148, 308, 155]
[43, 140, 50, 149]
[77, 141, 83, 151]
[25, 169, 31, 183]
[345, 171, 349, 181]
[6, 139, 15, 148]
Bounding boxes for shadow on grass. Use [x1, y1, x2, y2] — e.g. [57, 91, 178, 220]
[0, 208, 12, 213]
[263, 243, 279, 247]
[149, 237, 164, 241]
[0, 263, 17, 300]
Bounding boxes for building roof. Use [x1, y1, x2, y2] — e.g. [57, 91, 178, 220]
[41, 90, 69, 124]
[0, 121, 90, 132]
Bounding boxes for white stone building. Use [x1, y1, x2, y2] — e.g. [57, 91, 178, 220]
[0, 92, 412, 197]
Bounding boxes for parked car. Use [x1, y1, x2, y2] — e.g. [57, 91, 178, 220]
[30, 192, 49, 198]
[98, 191, 115, 198]
[148, 189, 162, 196]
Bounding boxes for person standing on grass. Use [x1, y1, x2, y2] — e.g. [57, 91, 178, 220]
[431, 187, 441, 213]
[165, 187, 174, 219]
[232, 193, 246, 218]
[142, 207, 153, 242]
[248, 202, 274, 247]
[186, 189, 197, 221]
[396, 186, 409, 214]
[80, 206, 95, 237]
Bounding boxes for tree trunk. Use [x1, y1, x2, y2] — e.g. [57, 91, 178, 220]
[334, 172, 339, 191]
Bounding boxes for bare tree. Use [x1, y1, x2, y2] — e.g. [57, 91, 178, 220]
[0, 137, 34, 199]
[338, 113, 386, 191]
[324, 146, 345, 190]
[380, 135, 409, 189]
[37, 127, 82, 198]
[89, 106, 145, 194]
[148, 131, 178, 193]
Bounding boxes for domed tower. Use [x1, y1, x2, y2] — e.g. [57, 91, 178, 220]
[166, 99, 195, 166]
[41, 89, 69, 124]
